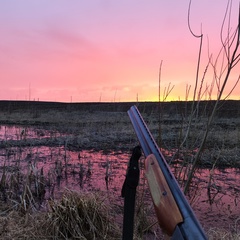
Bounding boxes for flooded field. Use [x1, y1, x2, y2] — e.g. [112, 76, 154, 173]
[0, 125, 62, 141]
[0, 124, 239, 235]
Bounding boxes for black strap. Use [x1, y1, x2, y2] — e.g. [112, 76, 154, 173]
[121, 146, 141, 240]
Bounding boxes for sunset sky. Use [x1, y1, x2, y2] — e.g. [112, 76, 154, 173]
[0, 1, 239, 102]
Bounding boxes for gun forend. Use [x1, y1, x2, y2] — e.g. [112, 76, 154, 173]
[127, 105, 207, 240]
[145, 154, 183, 235]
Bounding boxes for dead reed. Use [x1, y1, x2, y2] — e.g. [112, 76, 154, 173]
[47, 189, 120, 239]
[207, 226, 240, 240]
[0, 102, 240, 238]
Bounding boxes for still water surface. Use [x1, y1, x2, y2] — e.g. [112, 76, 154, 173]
[0, 124, 239, 231]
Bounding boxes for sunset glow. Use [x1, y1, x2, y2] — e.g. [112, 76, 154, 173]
[0, 1, 239, 102]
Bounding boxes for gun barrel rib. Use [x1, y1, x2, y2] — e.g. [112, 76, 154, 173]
[128, 105, 207, 240]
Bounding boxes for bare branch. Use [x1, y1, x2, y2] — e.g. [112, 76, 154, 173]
[232, 54, 240, 68]
[197, 60, 210, 101]
[188, 0, 203, 38]
[222, 75, 240, 100]
[158, 61, 163, 102]
[220, 0, 231, 63]
[188, 0, 204, 103]
[185, 84, 191, 101]
[163, 82, 174, 101]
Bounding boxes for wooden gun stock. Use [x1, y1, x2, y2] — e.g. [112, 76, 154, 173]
[128, 105, 207, 239]
[145, 154, 183, 235]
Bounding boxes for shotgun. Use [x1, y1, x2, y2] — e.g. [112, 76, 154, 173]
[127, 105, 207, 240]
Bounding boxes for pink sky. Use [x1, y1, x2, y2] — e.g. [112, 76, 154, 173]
[0, 0, 239, 102]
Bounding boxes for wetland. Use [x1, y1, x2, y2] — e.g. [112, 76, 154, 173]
[0, 100, 239, 239]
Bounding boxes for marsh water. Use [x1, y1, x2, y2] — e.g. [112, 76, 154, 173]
[0, 124, 239, 232]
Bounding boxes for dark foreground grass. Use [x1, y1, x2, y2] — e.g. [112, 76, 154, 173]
[0, 190, 239, 240]
[0, 190, 121, 240]
[0, 101, 240, 239]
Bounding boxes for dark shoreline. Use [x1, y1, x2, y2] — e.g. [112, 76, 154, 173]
[1, 99, 240, 117]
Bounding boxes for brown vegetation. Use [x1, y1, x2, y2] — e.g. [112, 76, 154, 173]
[0, 101, 239, 239]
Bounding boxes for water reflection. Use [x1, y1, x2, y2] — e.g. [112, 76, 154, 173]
[0, 125, 62, 141]
[180, 167, 240, 230]
[0, 146, 129, 196]
[0, 130, 239, 230]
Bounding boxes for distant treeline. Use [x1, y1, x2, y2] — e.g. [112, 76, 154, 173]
[0, 100, 239, 118]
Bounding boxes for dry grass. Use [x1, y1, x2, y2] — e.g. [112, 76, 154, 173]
[1, 104, 240, 166]
[0, 102, 240, 239]
[207, 227, 240, 240]
[0, 190, 121, 240]
[0, 208, 49, 239]
[47, 189, 120, 240]
[0, 189, 239, 240]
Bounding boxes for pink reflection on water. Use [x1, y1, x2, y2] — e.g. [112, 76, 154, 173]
[0, 146, 130, 198]
[0, 125, 62, 141]
[187, 168, 240, 230]
[0, 144, 239, 231]
[171, 164, 240, 230]
[58, 149, 130, 193]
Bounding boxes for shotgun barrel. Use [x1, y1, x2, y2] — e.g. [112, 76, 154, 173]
[127, 105, 207, 240]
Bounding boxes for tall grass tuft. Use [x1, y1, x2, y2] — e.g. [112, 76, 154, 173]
[47, 189, 120, 239]
[207, 226, 240, 240]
